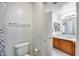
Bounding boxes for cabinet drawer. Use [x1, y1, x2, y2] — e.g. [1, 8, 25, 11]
[60, 40, 74, 55]
[53, 38, 60, 49]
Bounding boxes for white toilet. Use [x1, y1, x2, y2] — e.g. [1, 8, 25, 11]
[14, 42, 30, 56]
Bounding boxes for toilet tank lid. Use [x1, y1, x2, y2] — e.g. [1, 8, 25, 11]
[14, 42, 30, 48]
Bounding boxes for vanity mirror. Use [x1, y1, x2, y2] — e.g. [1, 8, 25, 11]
[62, 15, 76, 35]
[52, 2, 76, 36]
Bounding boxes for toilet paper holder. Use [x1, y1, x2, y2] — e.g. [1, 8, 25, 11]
[34, 48, 40, 52]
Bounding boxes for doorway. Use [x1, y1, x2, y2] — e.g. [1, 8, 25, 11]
[44, 2, 76, 56]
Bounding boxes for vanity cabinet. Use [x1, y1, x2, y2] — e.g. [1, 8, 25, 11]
[53, 38, 60, 49]
[53, 37, 75, 56]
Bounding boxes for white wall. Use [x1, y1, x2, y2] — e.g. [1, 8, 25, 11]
[76, 2, 79, 56]
[45, 2, 54, 12]
[33, 2, 53, 56]
[33, 3, 45, 56]
[5, 2, 34, 56]
[44, 3, 54, 56]
[0, 3, 6, 29]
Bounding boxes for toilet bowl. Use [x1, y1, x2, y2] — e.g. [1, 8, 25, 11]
[14, 42, 30, 56]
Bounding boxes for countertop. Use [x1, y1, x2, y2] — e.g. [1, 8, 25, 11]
[53, 34, 76, 42]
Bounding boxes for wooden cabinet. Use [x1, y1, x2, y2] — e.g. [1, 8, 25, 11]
[60, 40, 75, 55]
[53, 38, 60, 49]
[53, 37, 75, 56]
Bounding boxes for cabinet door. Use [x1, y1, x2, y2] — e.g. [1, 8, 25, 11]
[53, 38, 60, 49]
[60, 40, 75, 55]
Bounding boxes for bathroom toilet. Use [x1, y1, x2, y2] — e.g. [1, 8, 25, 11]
[14, 42, 30, 56]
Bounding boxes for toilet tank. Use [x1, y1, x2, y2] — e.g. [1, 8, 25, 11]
[14, 42, 30, 56]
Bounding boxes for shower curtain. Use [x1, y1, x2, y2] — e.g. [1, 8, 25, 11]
[0, 28, 5, 56]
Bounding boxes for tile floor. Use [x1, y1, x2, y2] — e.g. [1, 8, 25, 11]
[52, 48, 70, 56]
